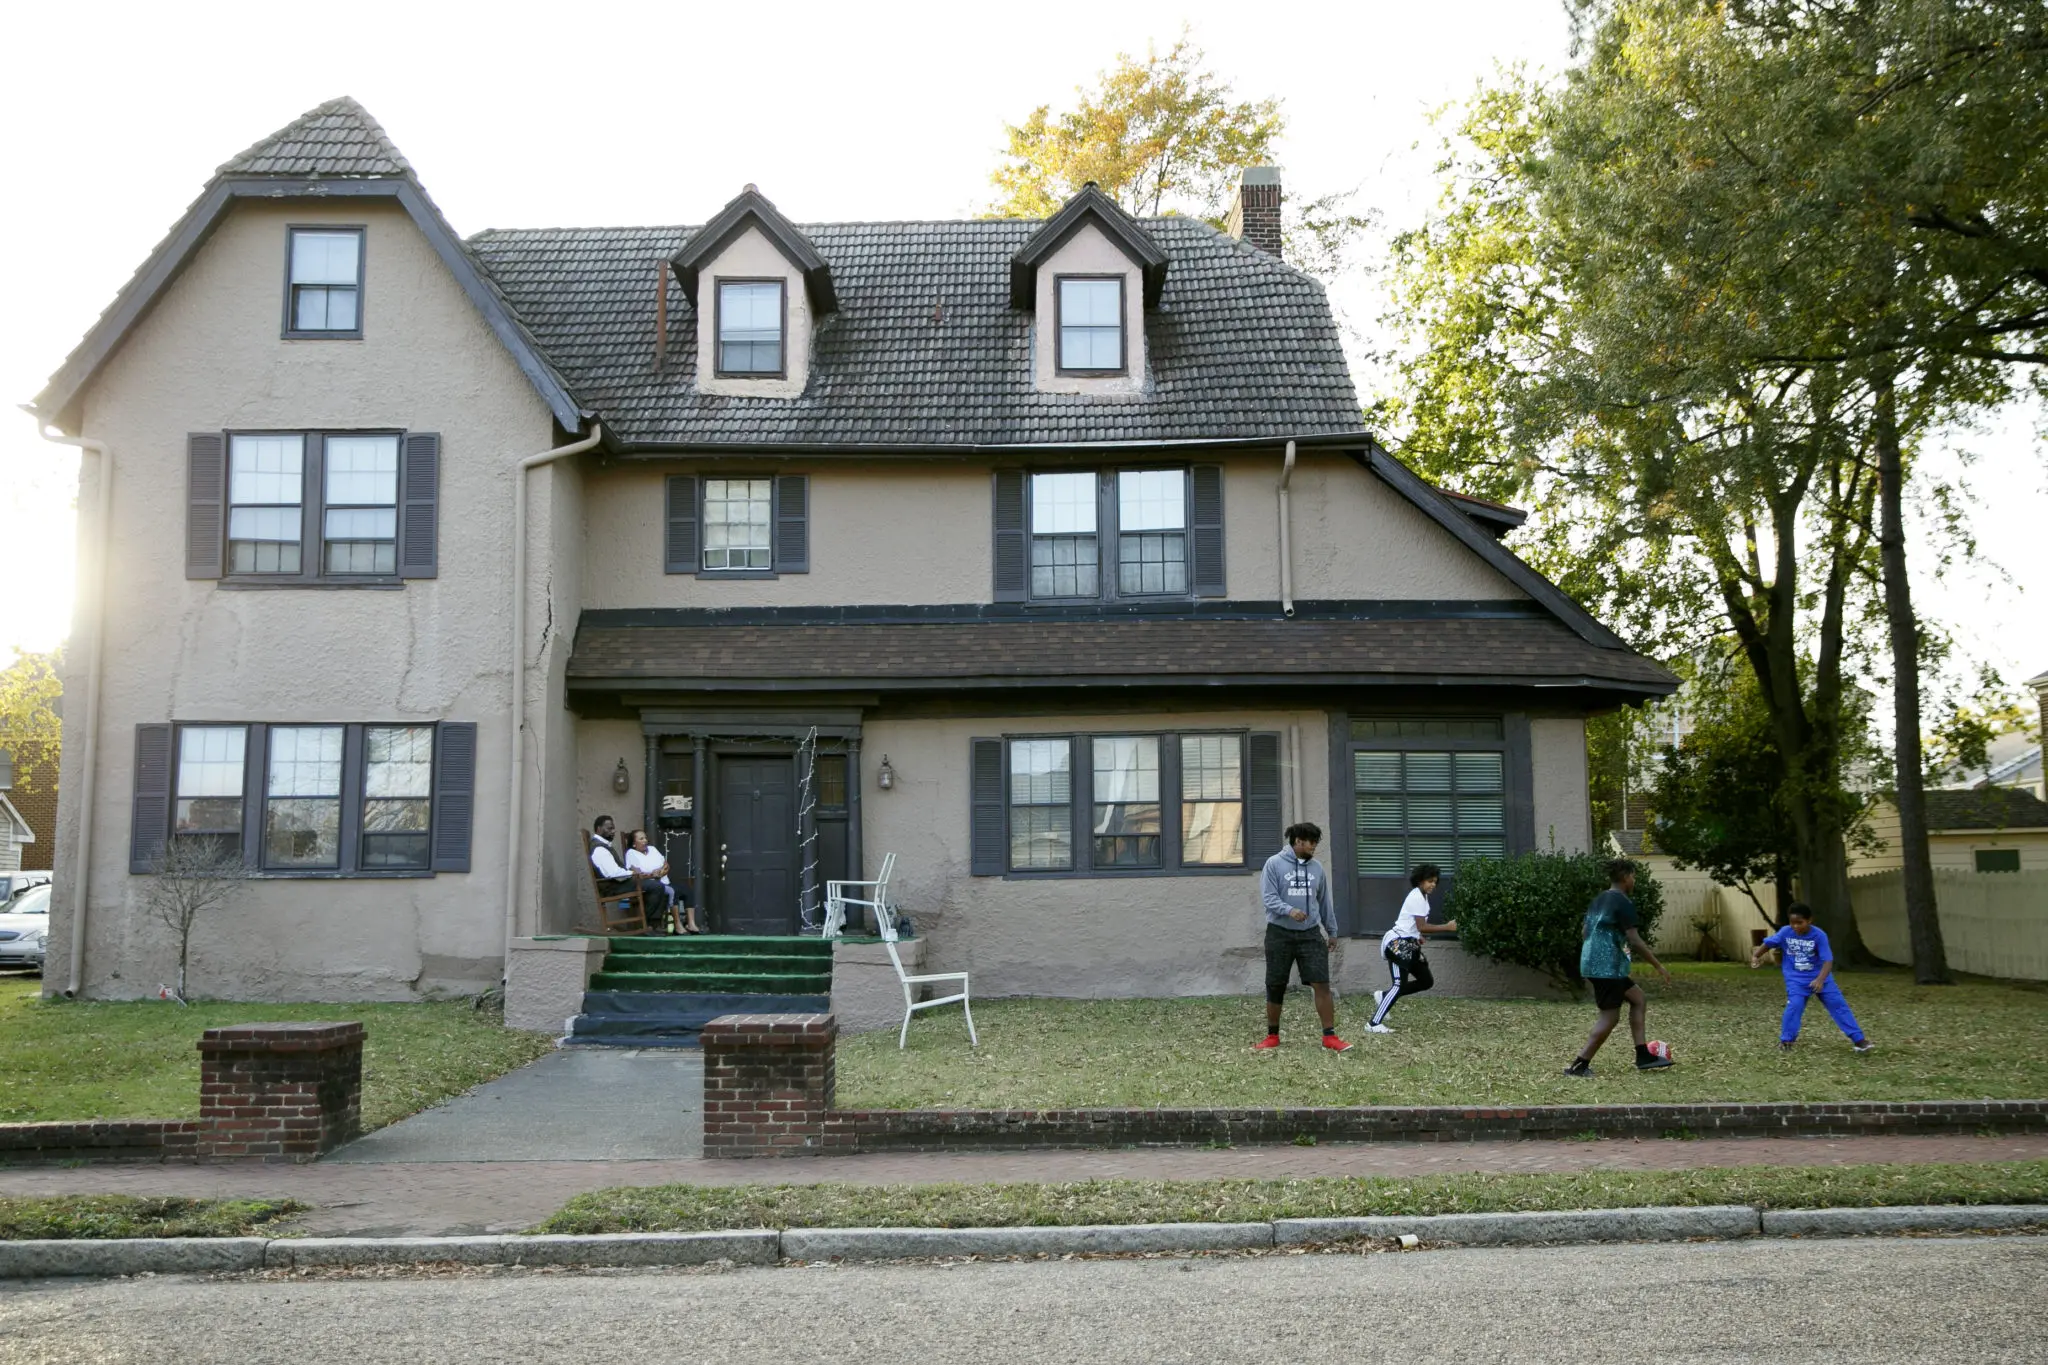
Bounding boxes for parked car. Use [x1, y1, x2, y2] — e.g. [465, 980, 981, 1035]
[0, 883, 50, 972]
[0, 871, 51, 906]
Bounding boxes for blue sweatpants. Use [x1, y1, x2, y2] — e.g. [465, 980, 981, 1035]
[1781, 976, 1864, 1043]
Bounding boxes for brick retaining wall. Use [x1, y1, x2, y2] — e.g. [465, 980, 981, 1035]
[818, 1099, 2048, 1152]
[701, 1013, 836, 1158]
[0, 1120, 199, 1164]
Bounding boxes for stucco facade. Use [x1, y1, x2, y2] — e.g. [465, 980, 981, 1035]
[33, 99, 1671, 1005]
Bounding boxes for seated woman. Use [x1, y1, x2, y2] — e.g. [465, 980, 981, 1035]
[627, 829, 700, 934]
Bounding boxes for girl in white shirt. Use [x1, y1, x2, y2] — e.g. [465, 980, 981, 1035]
[1366, 863, 1459, 1033]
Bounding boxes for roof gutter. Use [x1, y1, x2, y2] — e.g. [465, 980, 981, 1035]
[24, 412, 109, 998]
[505, 424, 602, 983]
[604, 429, 1376, 461]
[1277, 439, 1297, 619]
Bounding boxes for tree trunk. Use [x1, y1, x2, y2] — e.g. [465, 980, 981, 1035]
[1873, 373, 1949, 984]
[1773, 859, 1794, 925]
[177, 924, 190, 1005]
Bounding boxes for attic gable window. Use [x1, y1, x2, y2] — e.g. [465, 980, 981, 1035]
[285, 228, 363, 337]
[1056, 276, 1125, 374]
[716, 279, 786, 376]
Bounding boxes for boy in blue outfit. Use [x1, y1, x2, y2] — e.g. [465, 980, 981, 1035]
[1750, 903, 1875, 1053]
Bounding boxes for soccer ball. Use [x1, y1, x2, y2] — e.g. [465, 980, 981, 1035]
[1646, 1040, 1673, 1061]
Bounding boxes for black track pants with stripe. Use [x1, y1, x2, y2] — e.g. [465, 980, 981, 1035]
[1370, 946, 1434, 1026]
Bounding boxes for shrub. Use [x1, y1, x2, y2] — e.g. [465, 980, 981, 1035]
[1448, 852, 1664, 986]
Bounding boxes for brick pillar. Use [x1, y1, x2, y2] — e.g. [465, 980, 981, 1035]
[196, 1022, 364, 1161]
[700, 1013, 836, 1158]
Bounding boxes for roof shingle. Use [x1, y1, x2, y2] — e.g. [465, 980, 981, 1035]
[218, 96, 412, 179]
[466, 218, 1364, 448]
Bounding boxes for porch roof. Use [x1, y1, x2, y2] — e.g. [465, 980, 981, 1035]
[565, 614, 1677, 696]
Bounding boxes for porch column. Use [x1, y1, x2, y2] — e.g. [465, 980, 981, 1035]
[847, 738, 864, 932]
[691, 735, 708, 929]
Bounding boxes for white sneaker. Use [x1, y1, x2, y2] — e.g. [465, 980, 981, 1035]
[1367, 1023, 1394, 1034]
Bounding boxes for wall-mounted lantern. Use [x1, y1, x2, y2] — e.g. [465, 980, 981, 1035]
[877, 755, 896, 791]
[612, 758, 631, 795]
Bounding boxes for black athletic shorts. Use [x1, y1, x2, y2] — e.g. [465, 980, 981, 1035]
[1588, 975, 1636, 1011]
[1265, 923, 1330, 997]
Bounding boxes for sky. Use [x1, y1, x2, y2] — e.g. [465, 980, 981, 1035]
[1, 0, 2041, 693]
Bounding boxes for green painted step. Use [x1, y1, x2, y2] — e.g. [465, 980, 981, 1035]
[600, 952, 827, 976]
[602, 935, 832, 958]
[590, 970, 833, 994]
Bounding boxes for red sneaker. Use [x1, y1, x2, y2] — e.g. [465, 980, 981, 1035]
[1322, 1034, 1354, 1052]
[1252, 1034, 1281, 1051]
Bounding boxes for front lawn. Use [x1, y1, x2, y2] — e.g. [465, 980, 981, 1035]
[837, 964, 2048, 1110]
[0, 976, 554, 1131]
[0, 1195, 305, 1240]
[532, 1159, 2048, 1233]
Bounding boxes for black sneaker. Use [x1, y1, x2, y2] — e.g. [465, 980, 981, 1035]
[1636, 1054, 1674, 1071]
[1778, 1039, 1796, 1051]
[1564, 1058, 1592, 1078]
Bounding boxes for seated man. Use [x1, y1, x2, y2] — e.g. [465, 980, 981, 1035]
[628, 828, 700, 934]
[590, 813, 671, 932]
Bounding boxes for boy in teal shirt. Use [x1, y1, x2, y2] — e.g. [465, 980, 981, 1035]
[1564, 859, 1673, 1076]
[1751, 903, 1874, 1052]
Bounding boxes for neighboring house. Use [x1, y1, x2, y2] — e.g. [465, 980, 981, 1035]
[0, 745, 58, 873]
[0, 752, 32, 874]
[29, 98, 1674, 1002]
[1856, 788, 2048, 876]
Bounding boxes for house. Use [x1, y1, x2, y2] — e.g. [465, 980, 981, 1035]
[1855, 787, 2048, 876]
[28, 98, 1674, 1003]
[0, 751, 35, 875]
[0, 745, 57, 875]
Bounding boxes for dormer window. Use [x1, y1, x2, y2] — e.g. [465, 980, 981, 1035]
[285, 228, 363, 337]
[1056, 277, 1126, 374]
[716, 280, 786, 376]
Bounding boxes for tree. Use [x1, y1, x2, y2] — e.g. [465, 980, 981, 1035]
[138, 837, 250, 1004]
[987, 33, 1370, 279]
[0, 649, 62, 793]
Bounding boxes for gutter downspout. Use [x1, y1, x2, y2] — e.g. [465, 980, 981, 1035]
[505, 424, 603, 983]
[25, 413, 109, 998]
[1277, 439, 1296, 618]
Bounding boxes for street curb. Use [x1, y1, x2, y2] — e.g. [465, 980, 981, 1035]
[0, 1237, 269, 1279]
[4, 1205, 2043, 1278]
[780, 1221, 1274, 1262]
[1761, 1204, 2048, 1238]
[269, 1231, 779, 1269]
[1273, 1205, 1761, 1247]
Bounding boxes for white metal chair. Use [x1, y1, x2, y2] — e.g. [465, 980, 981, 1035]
[824, 851, 896, 939]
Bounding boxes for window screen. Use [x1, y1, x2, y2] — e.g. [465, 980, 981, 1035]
[1355, 749, 1506, 876]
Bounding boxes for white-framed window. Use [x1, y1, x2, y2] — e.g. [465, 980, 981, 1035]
[228, 435, 306, 575]
[1117, 468, 1188, 595]
[1056, 276, 1124, 373]
[174, 726, 248, 853]
[321, 435, 401, 575]
[286, 227, 363, 336]
[702, 477, 774, 571]
[717, 279, 786, 375]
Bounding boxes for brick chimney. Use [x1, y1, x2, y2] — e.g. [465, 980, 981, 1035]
[1226, 167, 1283, 258]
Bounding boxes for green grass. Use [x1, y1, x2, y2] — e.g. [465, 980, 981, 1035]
[531, 1160, 2048, 1233]
[0, 1195, 305, 1240]
[838, 964, 2048, 1110]
[0, 977, 555, 1131]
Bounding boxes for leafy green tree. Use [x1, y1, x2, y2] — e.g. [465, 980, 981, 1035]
[987, 33, 1370, 277]
[0, 650, 62, 793]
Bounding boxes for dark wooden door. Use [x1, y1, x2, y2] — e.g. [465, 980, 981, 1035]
[714, 756, 797, 935]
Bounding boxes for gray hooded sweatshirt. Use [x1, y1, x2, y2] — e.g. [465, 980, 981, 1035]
[1261, 847, 1336, 936]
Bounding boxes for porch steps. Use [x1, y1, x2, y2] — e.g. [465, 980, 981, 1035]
[564, 934, 834, 1049]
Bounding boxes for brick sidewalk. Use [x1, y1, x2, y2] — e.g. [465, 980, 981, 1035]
[1, 1132, 2041, 1238]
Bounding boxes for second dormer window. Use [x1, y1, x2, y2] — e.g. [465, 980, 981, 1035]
[1056, 276, 1125, 374]
[717, 280, 786, 376]
[286, 228, 363, 337]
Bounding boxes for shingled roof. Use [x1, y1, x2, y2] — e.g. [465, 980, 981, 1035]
[565, 615, 1673, 695]
[218, 96, 413, 179]
[465, 217, 1364, 448]
[1924, 787, 2048, 831]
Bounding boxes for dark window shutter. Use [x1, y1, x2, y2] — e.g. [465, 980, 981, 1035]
[185, 434, 225, 579]
[992, 471, 1027, 602]
[1190, 464, 1225, 598]
[399, 433, 440, 579]
[774, 474, 809, 573]
[130, 724, 173, 873]
[970, 738, 1006, 875]
[431, 722, 478, 873]
[1246, 732, 1282, 869]
[665, 475, 699, 575]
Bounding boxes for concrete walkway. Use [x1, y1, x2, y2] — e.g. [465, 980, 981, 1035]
[327, 1049, 703, 1164]
[0, 1132, 2040, 1238]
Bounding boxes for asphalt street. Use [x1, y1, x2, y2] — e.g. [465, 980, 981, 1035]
[3, 1234, 2044, 1364]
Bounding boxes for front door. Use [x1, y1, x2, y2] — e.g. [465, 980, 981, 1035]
[714, 755, 798, 935]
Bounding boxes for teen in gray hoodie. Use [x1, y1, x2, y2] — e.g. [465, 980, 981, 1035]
[1253, 822, 1351, 1051]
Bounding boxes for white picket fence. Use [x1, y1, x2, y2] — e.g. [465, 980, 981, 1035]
[1850, 868, 2048, 982]
[1644, 863, 1778, 962]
